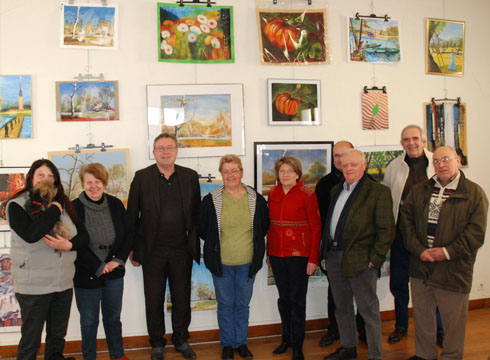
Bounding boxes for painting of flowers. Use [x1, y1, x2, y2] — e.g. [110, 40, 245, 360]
[60, 3, 118, 50]
[268, 79, 321, 125]
[158, 3, 234, 63]
[256, 9, 329, 65]
[426, 18, 465, 76]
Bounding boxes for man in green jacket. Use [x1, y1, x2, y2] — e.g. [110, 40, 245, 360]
[400, 146, 488, 360]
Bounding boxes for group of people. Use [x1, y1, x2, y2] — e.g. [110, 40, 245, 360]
[6, 127, 487, 360]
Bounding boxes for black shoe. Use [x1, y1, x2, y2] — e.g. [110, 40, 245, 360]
[222, 346, 234, 360]
[324, 346, 358, 360]
[407, 356, 437, 360]
[151, 346, 165, 360]
[388, 328, 408, 344]
[292, 349, 304, 360]
[436, 333, 444, 348]
[272, 342, 290, 354]
[175, 341, 196, 359]
[235, 345, 253, 359]
[320, 330, 340, 347]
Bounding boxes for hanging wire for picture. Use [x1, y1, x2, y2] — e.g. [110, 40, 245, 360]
[177, 0, 216, 7]
[272, 0, 313, 5]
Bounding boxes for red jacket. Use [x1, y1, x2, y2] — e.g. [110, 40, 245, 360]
[267, 181, 321, 264]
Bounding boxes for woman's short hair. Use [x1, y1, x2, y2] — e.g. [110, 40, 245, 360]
[79, 163, 109, 187]
[274, 156, 302, 182]
[219, 154, 243, 172]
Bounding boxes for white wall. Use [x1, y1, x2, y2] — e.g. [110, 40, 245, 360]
[1, 0, 489, 346]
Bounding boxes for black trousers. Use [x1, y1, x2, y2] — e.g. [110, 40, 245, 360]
[142, 246, 193, 348]
[15, 289, 73, 360]
[269, 256, 309, 351]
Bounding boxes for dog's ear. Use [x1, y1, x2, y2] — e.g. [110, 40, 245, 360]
[34, 181, 57, 203]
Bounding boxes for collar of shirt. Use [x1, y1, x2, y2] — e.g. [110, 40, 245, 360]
[433, 171, 460, 190]
[342, 179, 360, 192]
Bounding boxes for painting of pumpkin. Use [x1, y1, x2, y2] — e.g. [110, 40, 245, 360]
[263, 18, 300, 52]
[275, 93, 301, 115]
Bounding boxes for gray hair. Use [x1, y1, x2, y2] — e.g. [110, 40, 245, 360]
[400, 124, 427, 142]
[341, 148, 367, 165]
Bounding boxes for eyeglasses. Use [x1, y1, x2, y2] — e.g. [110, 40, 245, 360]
[222, 169, 241, 176]
[154, 146, 177, 152]
[433, 156, 456, 165]
[278, 169, 296, 175]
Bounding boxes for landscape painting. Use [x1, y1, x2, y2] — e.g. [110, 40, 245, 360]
[56, 81, 119, 121]
[348, 17, 401, 63]
[158, 3, 234, 63]
[147, 84, 244, 159]
[268, 79, 321, 126]
[0, 168, 28, 229]
[48, 149, 130, 205]
[0, 250, 22, 332]
[425, 102, 468, 166]
[257, 9, 329, 65]
[60, 3, 118, 50]
[254, 142, 333, 198]
[362, 91, 389, 130]
[357, 145, 403, 183]
[0, 75, 32, 139]
[200, 180, 222, 199]
[426, 18, 465, 76]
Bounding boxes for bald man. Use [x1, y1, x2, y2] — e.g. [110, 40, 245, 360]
[320, 149, 395, 360]
[400, 146, 488, 360]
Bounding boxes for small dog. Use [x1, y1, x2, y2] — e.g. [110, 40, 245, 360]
[25, 181, 72, 240]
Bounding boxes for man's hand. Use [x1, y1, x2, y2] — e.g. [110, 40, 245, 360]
[129, 251, 140, 267]
[428, 247, 447, 261]
[419, 249, 436, 262]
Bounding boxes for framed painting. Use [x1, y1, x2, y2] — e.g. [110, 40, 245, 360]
[267, 79, 321, 126]
[357, 145, 403, 183]
[56, 81, 119, 121]
[0, 75, 32, 139]
[147, 84, 245, 159]
[254, 141, 333, 198]
[426, 18, 465, 76]
[60, 3, 118, 50]
[0, 249, 22, 332]
[48, 149, 130, 205]
[348, 17, 401, 63]
[158, 3, 234, 63]
[256, 9, 329, 65]
[0, 167, 29, 230]
[424, 102, 468, 166]
[361, 91, 389, 130]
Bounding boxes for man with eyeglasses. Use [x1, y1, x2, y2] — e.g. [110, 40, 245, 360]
[383, 125, 445, 346]
[127, 133, 201, 360]
[400, 146, 488, 360]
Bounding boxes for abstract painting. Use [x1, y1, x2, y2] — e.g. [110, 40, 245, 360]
[147, 84, 244, 159]
[56, 81, 119, 121]
[0, 167, 28, 229]
[254, 142, 333, 198]
[426, 18, 465, 76]
[348, 17, 401, 63]
[48, 149, 130, 205]
[357, 145, 403, 184]
[257, 9, 329, 65]
[0, 249, 22, 332]
[362, 91, 389, 130]
[424, 102, 468, 166]
[268, 79, 321, 126]
[158, 3, 234, 63]
[60, 3, 118, 50]
[0, 75, 32, 139]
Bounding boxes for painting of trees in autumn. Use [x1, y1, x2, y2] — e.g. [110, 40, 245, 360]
[48, 149, 130, 206]
[0, 169, 28, 226]
[56, 81, 119, 121]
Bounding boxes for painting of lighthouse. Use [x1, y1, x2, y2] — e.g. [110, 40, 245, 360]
[0, 75, 32, 139]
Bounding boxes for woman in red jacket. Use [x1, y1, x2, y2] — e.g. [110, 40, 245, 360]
[267, 156, 321, 360]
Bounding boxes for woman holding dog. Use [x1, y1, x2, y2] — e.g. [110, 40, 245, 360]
[72, 163, 131, 360]
[6, 159, 89, 360]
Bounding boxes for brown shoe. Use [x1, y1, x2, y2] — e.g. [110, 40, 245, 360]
[388, 328, 407, 344]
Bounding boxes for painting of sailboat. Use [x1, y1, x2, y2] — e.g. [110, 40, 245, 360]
[0, 75, 32, 139]
[348, 17, 401, 63]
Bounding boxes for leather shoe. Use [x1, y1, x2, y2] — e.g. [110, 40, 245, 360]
[388, 328, 407, 344]
[319, 330, 340, 347]
[292, 349, 304, 360]
[436, 333, 444, 348]
[175, 341, 196, 359]
[324, 346, 357, 360]
[235, 344, 253, 359]
[222, 346, 234, 360]
[151, 347, 164, 360]
[272, 342, 289, 354]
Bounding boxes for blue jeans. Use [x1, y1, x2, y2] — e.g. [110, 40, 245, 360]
[212, 263, 255, 348]
[75, 277, 125, 360]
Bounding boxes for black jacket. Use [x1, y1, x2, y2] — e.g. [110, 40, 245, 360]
[72, 193, 131, 288]
[198, 185, 270, 278]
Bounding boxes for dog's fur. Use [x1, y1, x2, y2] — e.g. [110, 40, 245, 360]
[25, 181, 72, 240]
